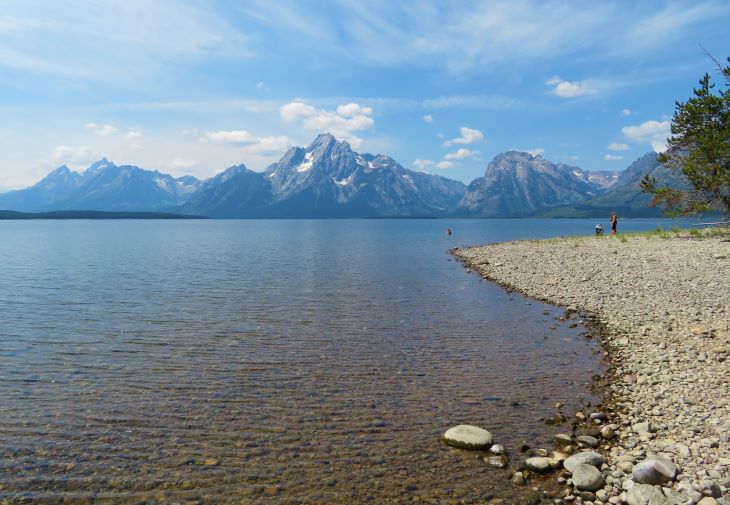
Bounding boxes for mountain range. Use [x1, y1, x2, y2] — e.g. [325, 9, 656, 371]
[0, 133, 685, 218]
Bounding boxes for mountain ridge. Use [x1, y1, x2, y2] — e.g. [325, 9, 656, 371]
[0, 135, 680, 218]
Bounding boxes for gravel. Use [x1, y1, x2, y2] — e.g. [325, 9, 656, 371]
[454, 232, 729, 502]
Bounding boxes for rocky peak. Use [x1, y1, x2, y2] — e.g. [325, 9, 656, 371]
[85, 158, 115, 174]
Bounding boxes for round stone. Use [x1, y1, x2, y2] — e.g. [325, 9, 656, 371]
[564, 451, 607, 473]
[572, 463, 604, 491]
[442, 424, 493, 450]
[525, 457, 553, 473]
[631, 456, 677, 485]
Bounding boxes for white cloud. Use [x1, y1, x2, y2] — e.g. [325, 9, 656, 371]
[621, 108, 632, 117]
[443, 127, 484, 147]
[182, 128, 199, 136]
[336, 103, 373, 117]
[0, 0, 252, 82]
[621, 120, 671, 153]
[126, 130, 142, 139]
[170, 157, 196, 169]
[240, 3, 726, 74]
[413, 159, 434, 169]
[280, 100, 374, 145]
[527, 148, 544, 157]
[436, 160, 455, 170]
[202, 130, 292, 155]
[444, 148, 479, 160]
[423, 114, 433, 123]
[85, 122, 118, 136]
[422, 94, 519, 109]
[52, 145, 98, 168]
[604, 154, 624, 161]
[607, 142, 629, 151]
[546, 76, 597, 98]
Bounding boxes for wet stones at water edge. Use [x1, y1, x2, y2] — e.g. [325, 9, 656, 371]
[442, 424, 494, 451]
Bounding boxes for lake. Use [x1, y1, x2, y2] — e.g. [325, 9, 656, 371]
[0, 218, 682, 503]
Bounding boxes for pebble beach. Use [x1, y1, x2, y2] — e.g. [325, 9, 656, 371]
[454, 229, 730, 505]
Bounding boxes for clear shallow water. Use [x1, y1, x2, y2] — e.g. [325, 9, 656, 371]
[0, 219, 683, 504]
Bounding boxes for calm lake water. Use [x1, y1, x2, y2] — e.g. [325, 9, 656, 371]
[0, 218, 682, 504]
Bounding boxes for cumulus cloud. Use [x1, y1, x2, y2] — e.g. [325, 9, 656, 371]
[436, 160, 455, 169]
[604, 154, 624, 161]
[443, 126, 484, 147]
[546, 76, 597, 98]
[527, 148, 544, 157]
[52, 145, 98, 168]
[85, 122, 118, 136]
[126, 130, 142, 139]
[423, 114, 433, 123]
[607, 142, 629, 151]
[280, 101, 374, 147]
[413, 159, 434, 169]
[621, 108, 632, 117]
[621, 120, 671, 152]
[444, 148, 479, 160]
[202, 130, 292, 155]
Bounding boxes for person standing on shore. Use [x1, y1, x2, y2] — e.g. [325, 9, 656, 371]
[610, 212, 618, 234]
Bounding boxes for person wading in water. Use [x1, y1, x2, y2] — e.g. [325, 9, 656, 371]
[610, 211, 618, 234]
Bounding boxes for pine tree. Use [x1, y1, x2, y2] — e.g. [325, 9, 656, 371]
[641, 56, 730, 220]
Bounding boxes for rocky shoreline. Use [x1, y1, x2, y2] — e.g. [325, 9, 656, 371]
[453, 230, 729, 505]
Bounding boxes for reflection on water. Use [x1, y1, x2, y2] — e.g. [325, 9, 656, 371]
[0, 219, 670, 503]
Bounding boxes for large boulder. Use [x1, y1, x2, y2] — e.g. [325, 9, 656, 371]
[626, 483, 670, 505]
[442, 425, 493, 450]
[564, 451, 607, 473]
[632, 456, 678, 485]
[572, 463, 604, 491]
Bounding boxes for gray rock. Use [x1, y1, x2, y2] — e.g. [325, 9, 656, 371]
[564, 451, 608, 473]
[626, 483, 670, 505]
[555, 433, 573, 446]
[697, 498, 718, 505]
[442, 425, 493, 450]
[633, 422, 653, 434]
[577, 435, 600, 448]
[601, 425, 615, 439]
[632, 456, 678, 485]
[490, 444, 505, 455]
[698, 481, 721, 498]
[572, 463, 604, 491]
[525, 456, 553, 473]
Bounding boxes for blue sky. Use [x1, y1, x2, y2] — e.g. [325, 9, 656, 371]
[0, 0, 728, 190]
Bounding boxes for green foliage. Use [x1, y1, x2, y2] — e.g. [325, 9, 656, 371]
[642, 56, 730, 220]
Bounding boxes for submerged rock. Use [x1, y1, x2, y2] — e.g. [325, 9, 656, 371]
[485, 455, 509, 468]
[442, 425, 493, 450]
[525, 457, 553, 473]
